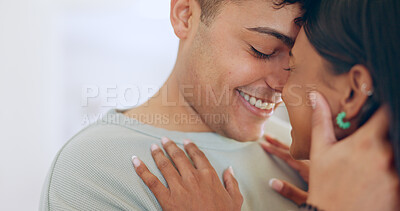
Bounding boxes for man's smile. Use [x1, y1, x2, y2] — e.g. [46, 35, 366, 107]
[235, 88, 281, 118]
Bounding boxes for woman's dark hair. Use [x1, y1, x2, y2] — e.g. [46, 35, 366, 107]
[274, 0, 312, 25]
[304, 0, 400, 176]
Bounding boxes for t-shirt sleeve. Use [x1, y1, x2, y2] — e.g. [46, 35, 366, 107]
[40, 132, 163, 211]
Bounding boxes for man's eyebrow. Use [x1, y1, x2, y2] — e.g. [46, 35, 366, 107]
[246, 27, 295, 48]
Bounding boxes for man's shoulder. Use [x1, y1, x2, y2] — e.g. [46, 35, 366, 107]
[50, 120, 157, 181]
[40, 122, 161, 211]
[63, 121, 154, 152]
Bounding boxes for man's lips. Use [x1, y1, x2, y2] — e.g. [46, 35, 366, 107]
[235, 89, 275, 118]
[236, 89, 281, 109]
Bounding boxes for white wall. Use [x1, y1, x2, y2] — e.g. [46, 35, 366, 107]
[0, 0, 62, 210]
[0, 1, 176, 210]
[59, 0, 178, 140]
[0, 1, 288, 210]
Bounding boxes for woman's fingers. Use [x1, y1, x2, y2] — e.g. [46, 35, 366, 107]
[132, 156, 170, 202]
[269, 178, 308, 206]
[134, 139, 244, 210]
[261, 141, 309, 181]
[150, 143, 182, 186]
[310, 91, 337, 155]
[223, 167, 244, 205]
[160, 137, 196, 176]
[183, 139, 213, 170]
[260, 141, 293, 163]
[264, 135, 290, 150]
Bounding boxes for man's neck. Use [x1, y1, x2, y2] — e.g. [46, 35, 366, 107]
[123, 70, 213, 133]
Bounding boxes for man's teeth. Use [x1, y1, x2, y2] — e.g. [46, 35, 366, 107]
[239, 91, 275, 110]
[250, 97, 256, 106]
[256, 99, 262, 108]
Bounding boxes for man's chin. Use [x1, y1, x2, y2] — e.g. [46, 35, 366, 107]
[212, 118, 265, 142]
[223, 128, 264, 142]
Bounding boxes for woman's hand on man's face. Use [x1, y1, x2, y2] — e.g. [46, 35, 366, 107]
[132, 137, 243, 211]
[260, 135, 309, 206]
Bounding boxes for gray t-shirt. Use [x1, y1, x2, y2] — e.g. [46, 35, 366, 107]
[40, 110, 306, 211]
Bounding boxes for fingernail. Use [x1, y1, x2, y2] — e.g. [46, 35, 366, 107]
[228, 166, 235, 176]
[132, 156, 141, 168]
[161, 137, 170, 145]
[262, 141, 271, 147]
[308, 92, 317, 110]
[269, 178, 283, 192]
[183, 139, 191, 146]
[151, 144, 159, 152]
[261, 142, 271, 152]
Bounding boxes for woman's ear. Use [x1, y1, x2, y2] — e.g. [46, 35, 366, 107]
[341, 64, 374, 120]
[170, 0, 197, 39]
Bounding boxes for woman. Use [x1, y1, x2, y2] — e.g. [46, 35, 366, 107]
[132, 0, 400, 210]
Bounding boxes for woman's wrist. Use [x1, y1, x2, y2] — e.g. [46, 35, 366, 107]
[299, 203, 324, 211]
[303, 194, 326, 211]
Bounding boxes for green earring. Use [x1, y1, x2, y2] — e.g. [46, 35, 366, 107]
[336, 112, 351, 129]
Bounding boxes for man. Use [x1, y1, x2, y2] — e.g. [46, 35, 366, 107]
[40, 0, 306, 210]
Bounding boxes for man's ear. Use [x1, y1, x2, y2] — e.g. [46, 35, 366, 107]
[341, 64, 374, 120]
[170, 0, 197, 39]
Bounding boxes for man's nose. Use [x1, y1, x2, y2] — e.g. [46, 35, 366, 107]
[267, 72, 289, 93]
[264, 59, 290, 92]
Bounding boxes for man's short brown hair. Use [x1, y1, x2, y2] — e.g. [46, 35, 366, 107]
[196, 0, 307, 24]
[196, 0, 226, 23]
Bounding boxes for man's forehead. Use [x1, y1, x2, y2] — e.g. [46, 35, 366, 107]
[246, 27, 295, 48]
[223, 0, 303, 26]
[232, 2, 302, 41]
[204, 0, 302, 42]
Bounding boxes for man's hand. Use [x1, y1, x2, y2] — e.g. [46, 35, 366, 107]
[307, 91, 400, 211]
[261, 136, 309, 205]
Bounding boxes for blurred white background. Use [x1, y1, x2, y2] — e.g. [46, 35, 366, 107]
[1, 0, 176, 210]
[0, 0, 288, 210]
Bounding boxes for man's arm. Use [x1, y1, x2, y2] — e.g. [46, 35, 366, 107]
[39, 129, 164, 211]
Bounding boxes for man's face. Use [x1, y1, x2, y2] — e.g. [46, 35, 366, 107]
[178, 0, 302, 142]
